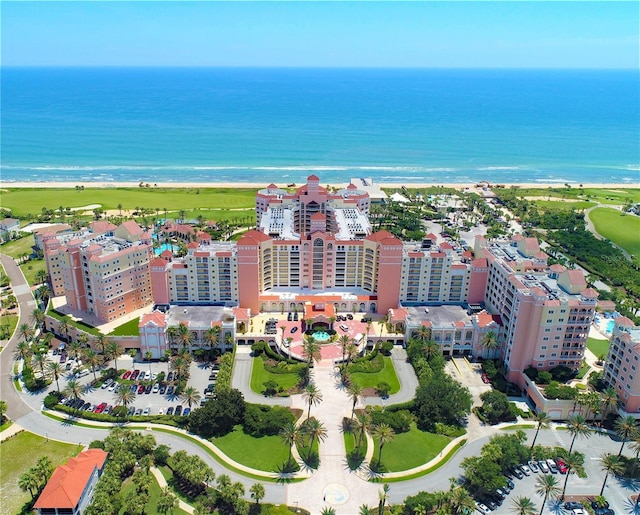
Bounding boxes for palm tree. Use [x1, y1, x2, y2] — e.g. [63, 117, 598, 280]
[378, 483, 390, 515]
[303, 418, 328, 459]
[170, 356, 187, 382]
[480, 330, 499, 358]
[94, 333, 109, 355]
[566, 414, 591, 454]
[321, 508, 336, 515]
[534, 475, 561, 514]
[598, 453, 624, 496]
[32, 352, 50, 377]
[355, 410, 372, 450]
[31, 308, 45, 331]
[559, 452, 581, 499]
[63, 379, 84, 411]
[18, 323, 34, 343]
[106, 341, 123, 371]
[371, 423, 395, 468]
[530, 411, 551, 450]
[347, 382, 363, 420]
[83, 348, 101, 381]
[179, 386, 201, 409]
[599, 387, 619, 425]
[302, 336, 321, 370]
[46, 362, 64, 392]
[77, 332, 89, 349]
[511, 496, 537, 515]
[279, 420, 301, 463]
[115, 388, 136, 417]
[339, 334, 350, 365]
[166, 326, 179, 348]
[203, 326, 221, 349]
[249, 483, 265, 505]
[57, 319, 70, 342]
[68, 340, 82, 361]
[448, 487, 476, 515]
[18, 469, 39, 500]
[156, 486, 178, 514]
[614, 415, 639, 457]
[302, 383, 323, 420]
[177, 323, 194, 352]
[15, 340, 33, 362]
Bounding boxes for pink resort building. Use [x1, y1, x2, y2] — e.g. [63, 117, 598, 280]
[43, 220, 153, 322]
[604, 317, 640, 413]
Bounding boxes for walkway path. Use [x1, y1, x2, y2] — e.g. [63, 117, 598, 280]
[150, 467, 195, 514]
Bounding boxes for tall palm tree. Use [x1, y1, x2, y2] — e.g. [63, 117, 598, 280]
[614, 415, 639, 457]
[378, 483, 390, 515]
[63, 379, 84, 411]
[18, 323, 34, 343]
[68, 340, 82, 361]
[302, 383, 323, 420]
[566, 414, 592, 454]
[339, 334, 351, 365]
[57, 319, 70, 342]
[77, 332, 89, 349]
[303, 418, 328, 458]
[15, 341, 33, 362]
[448, 487, 476, 515]
[203, 326, 221, 349]
[559, 452, 581, 499]
[114, 388, 136, 419]
[279, 420, 301, 463]
[347, 382, 363, 420]
[170, 356, 187, 382]
[534, 475, 561, 515]
[32, 352, 50, 377]
[355, 411, 372, 450]
[106, 341, 123, 371]
[83, 348, 101, 381]
[249, 483, 265, 505]
[18, 469, 39, 500]
[302, 336, 321, 370]
[511, 496, 537, 515]
[31, 308, 45, 331]
[177, 323, 194, 353]
[480, 330, 499, 358]
[371, 423, 395, 468]
[530, 411, 551, 450]
[598, 453, 624, 496]
[94, 333, 110, 355]
[599, 387, 619, 425]
[166, 326, 179, 348]
[46, 361, 64, 392]
[179, 386, 201, 409]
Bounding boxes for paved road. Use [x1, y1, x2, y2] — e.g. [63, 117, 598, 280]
[364, 347, 418, 406]
[0, 253, 38, 420]
[232, 346, 290, 406]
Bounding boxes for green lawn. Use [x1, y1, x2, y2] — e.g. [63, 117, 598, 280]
[589, 207, 640, 260]
[0, 431, 83, 515]
[371, 423, 450, 472]
[1, 314, 19, 340]
[513, 187, 640, 205]
[535, 200, 596, 211]
[212, 425, 291, 471]
[118, 471, 190, 515]
[109, 317, 141, 336]
[19, 259, 46, 287]
[349, 356, 401, 394]
[250, 356, 300, 394]
[46, 307, 102, 337]
[0, 234, 35, 259]
[587, 337, 610, 358]
[2, 187, 257, 218]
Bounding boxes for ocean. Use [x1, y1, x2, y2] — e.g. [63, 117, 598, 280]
[1, 67, 638, 185]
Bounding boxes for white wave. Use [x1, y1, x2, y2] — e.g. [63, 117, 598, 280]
[477, 166, 521, 171]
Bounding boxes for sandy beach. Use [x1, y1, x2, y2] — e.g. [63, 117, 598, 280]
[2, 181, 636, 190]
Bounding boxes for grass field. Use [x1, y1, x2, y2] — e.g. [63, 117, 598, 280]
[19, 259, 46, 287]
[535, 200, 596, 211]
[250, 356, 301, 394]
[110, 317, 141, 336]
[349, 356, 401, 394]
[212, 425, 291, 471]
[2, 187, 258, 217]
[589, 207, 640, 259]
[0, 234, 35, 259]
[371, 422, 449, 472]
[513, 187, 640, 205]
[1, 314, 19, 340]
[0, 431, 83, 515]
[118, 470, 190, 515]
[587, 337, 610, 358]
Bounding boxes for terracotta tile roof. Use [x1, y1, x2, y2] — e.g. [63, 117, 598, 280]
[140, 311, 166, 328]
[187, 241, 199, 249]
[34, 449, 107, 510]
[90, 221, 116, 234]
[566, 269, 587, 288]
[120, 220, 144, 236]
[615, 316, 635, 327]
[307, 174, 320, 181]
[580, 288, 598, 299]
[150, 258, 168, 267]
[160, 250, 173, 258]
[550, 264, 567, 273]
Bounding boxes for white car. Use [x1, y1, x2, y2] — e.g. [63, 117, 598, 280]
[476, 502, 491, 515]
[528, 460, 539, 473]
[158, 407, 165, 415]
[142, 407, 151, 416]
[538, 460, 550, 473]
[520, 464, 532, 476]
[144, 371, 152, 380]
[108, 382, 118, 392]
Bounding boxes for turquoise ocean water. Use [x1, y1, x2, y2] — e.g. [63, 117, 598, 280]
[1, 67, 638, 185]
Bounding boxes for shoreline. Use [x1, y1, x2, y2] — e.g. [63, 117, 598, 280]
[2, 181, 636, 190]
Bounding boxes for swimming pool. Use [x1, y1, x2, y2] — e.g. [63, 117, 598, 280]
[154, 243, 178, 255]
[314, 331, 330, 342]
[606, 320, 615, 333]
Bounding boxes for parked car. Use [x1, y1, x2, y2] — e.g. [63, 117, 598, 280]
[137, 384, 145, 394]
[594, 509, 614, 515]
[481, 373, 491, 384]
[556, 458, 568, 474]
[159, 385, 167, 394]
[122, 371, 132, 380]
[127, 406, 135, 416]
[144, 371, 152, 380]
[167, 385, 175, 395]
[144, 384, 153, 394]
[484, 499, 498, 511]
[175, 405, 183, 416]
[511, 468, 523, 479]
[528, 460, 539, 473]
[131, 370, 140, 380]
[130, 384, 138, 393]
[183, 408, 191, 416]
[134, 408, 142, 416]
[495, 488, 506, 499]
[167, 372, 174, 381]
[564, 502, 583, 511]
[504, 477, 515, 490]
[546, 459, 559, 473]
[166, 406, 174, 415]
[572, 509, 586, 515]
[101, 379, 113, 389]
[591, 501, 610, 511]
[81, 402, 91, 411]
[108, 382, 118, 392]
[142, 407, 151, 416]
[476, 503, 491, 514]
[519, 464, 532, 476]
[152, 383, 160, 394]
[538, 460, 550, 473]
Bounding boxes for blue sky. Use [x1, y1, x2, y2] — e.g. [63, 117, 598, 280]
[2, 1, 638, 68]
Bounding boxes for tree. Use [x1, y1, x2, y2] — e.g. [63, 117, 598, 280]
[566, 414, 591, 454]
[303, 417, 328, 457]
[279, 420, 301, 462]
[413, 369, 473, 430]
[536, 474, 560, 515]
[302, 336, 321, 370]
[177, 323, 194, 352]
[354, 411, 372, 449]
[63, 379, 84, 410]
[57, 319, 70, 342]
[32, 352, 51, 377]
[187, 388, 245, 438]
[371, 423, 395, 468]
[115, 388, 136, 417]
[83, 348, 101, 381]
[480, 330, 499, 358]
[203, 326, 221, 349]
[34, 456, 53, 487]
[559, 452, 582, 499]
[511, 496, 537, 515]
[598, 453, 624, 496]
[179, 386, 201, 409]
[18, 323, 34, 343]
[599, 387, 619, 425]
[347, 382, 363, 420]
[461, 455, 505, 497]
[479, 390, 516, 424]
[0, 400, 7, 423]
[302, 382, 323, 420]
[15, 340, 33, 362]
[448, 487, 476, 515]
[157, 487, 179, 514]
[31, 308, 45, 330]
[106, 341, 123, 371]
[249, 483, 265, 505]
[378, 483, 390, 515]
[68, 340, 83, 361]
[18, 469, 39, 500]
[339, 335, 350, 365]
[530, 412, 551, 450]
[614, 415, 639, 457]
[46, 361, 64, 392]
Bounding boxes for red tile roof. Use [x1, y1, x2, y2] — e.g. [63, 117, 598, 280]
[34, 449, 108, 510]
[120, 220, 144, 236]
[140, 311, 166, 328]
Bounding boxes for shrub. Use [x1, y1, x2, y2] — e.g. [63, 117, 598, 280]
[22, 365, 48, 392]
[434, 423, 466, 438]
[44, 392, 62, 409]
[524, 366, 538, 381]
[243, 404, 294, 437]
[375, 381, 391, 397]
[536, 370, 553, 385]
[369, 407, 412, 434]
[379, 341, 394, 356]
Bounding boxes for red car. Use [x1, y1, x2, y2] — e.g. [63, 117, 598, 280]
[131, 370, 140, 380]
[94, 402, 108, 414]
[556, 459, 568, 474]
[122, 370, 132, 380]
[137, 384, 146, 394]
[481, 373, 491, 384]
